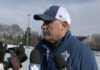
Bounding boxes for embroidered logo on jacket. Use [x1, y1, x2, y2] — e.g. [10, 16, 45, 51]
[61, 51, 70, 61]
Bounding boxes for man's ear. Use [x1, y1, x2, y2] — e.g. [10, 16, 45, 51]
[62, 21, 68, 29]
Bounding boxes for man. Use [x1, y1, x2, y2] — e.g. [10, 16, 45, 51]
[30, 5, 98, 70]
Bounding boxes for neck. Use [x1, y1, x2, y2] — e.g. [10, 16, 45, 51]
[58, 29, 68, 40]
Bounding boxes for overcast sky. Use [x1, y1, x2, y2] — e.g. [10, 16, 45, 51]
[0, 0, 100, 36]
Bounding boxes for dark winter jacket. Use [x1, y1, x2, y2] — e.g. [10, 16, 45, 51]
[33, 30, 98, 70]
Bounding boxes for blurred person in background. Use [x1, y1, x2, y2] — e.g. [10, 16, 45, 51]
[0, 41, 27, 70]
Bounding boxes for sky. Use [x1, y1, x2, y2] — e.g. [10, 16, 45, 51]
[0, 0, 100, 36]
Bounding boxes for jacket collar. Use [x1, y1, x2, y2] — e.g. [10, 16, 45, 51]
[56, 30, 73, 48]
[41, 30, 73, 52]
[52, 30, 73, 53]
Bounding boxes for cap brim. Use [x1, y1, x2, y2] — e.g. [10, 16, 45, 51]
[34, 14, 54, 21]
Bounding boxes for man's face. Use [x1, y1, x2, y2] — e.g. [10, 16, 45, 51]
[41, 19, 66, 43]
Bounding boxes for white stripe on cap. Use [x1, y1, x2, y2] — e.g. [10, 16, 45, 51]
[55, 6, 71, 25]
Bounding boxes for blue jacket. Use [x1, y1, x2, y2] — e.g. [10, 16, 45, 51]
[34, 30, 98, 70]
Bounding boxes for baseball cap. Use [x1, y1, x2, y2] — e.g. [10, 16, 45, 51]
[34, 6, 71, 25]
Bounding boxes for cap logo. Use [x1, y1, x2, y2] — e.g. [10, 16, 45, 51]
[59, 15, 62, 18]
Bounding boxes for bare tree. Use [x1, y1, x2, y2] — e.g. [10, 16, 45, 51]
[88, 34, 100, 51]
[7, 24, 24, 36]
[0, 24, 24, 44]
[31, 31, 40, 45]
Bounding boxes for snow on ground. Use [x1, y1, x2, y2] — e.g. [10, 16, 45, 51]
[94, 51, 100, 70]
[96, 56, 100, 70]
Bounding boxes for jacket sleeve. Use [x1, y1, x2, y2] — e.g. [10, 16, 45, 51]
[80, 49, 98, 70]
